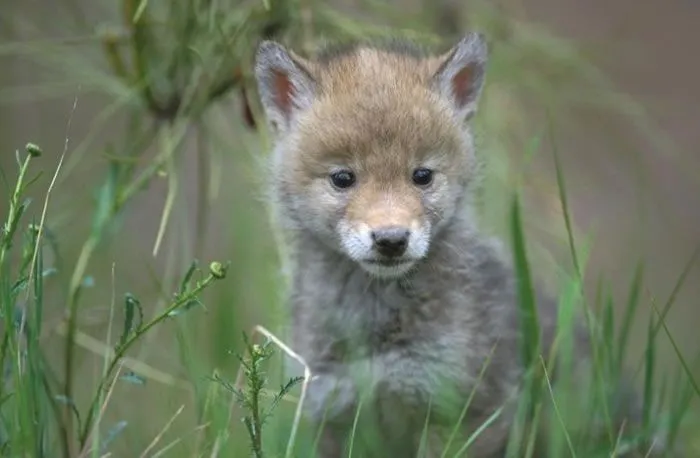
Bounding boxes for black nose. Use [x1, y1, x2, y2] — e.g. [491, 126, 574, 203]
[371, 226, 410, 258]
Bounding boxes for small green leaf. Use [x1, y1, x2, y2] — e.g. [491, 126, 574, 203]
[179, 260, 199, 294]
[12, 264, 57, 296]
[3, 198, 31, 247]
[263, 376, 304, 422]
[119, 293, 143, 347]
[10, 276, 29, 296]
[22, 172, 43, 191]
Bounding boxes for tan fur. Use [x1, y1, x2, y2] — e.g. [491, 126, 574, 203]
[294, 55, 469, 179]
[253, 35, 663, 458]
[290, 47, 472, 241]
[345, 182, 422, 229]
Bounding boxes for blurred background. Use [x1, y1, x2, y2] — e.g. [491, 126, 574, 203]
[1, 0, 699, 456]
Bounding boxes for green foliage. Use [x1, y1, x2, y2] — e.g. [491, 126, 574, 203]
[211, 335, 303, 458]
[1, 0, 698, 457]
[0, 144, 227, 456]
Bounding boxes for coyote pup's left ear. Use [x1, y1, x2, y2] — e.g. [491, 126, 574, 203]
[431, 32, 488, 121]
[254, 41, 317, 136]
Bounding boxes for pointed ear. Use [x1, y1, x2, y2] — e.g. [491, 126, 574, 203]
[254, 41, 317, 136]
[431, 33, 488, 121]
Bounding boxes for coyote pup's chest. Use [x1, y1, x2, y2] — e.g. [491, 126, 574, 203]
[298, 269, 431, 355]
[291, 264, 473, 379]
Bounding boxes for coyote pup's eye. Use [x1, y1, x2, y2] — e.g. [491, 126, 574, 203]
[412, 168, 433, 187]
[329, 170, 356, 189]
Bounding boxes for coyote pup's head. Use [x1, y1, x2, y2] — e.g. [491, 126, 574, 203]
[254, 33, 488, 278]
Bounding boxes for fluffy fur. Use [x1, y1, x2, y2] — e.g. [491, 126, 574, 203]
[253, 33, 655, 457]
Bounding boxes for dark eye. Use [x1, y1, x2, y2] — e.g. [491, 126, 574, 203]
[329, 170, 356, 189]
[412, 168, 433, 186]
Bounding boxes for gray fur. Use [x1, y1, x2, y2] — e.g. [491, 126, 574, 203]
[254, 40, 317, 136]
[432, 32, 488, 121]
[253, 33, 657, 458]
[288, 219, 536, 457]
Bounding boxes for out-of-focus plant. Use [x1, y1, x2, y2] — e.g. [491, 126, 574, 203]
[1, 0, 697, 456]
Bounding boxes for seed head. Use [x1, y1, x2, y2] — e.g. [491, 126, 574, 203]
[25, 143, 42, 158]
[209, 261, 227, 279]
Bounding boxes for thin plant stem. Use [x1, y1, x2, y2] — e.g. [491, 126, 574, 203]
[79, 271, 221, 446]
[63, 119, 189, 451]
[0, 153, 33, 277]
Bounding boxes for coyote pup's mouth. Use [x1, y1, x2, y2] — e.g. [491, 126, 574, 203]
[364, 258, 411, 266]
[359, 258, 416, 278]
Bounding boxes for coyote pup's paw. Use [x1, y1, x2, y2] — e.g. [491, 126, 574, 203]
[304, 373, 358, 422]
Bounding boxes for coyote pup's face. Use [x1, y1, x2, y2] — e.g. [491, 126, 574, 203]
[254, 34, 488, 278]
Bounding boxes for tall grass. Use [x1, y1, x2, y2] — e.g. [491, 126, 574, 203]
[1, 0, 698, 456]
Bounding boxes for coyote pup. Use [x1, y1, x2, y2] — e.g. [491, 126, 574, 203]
[253, 33, 647, 457]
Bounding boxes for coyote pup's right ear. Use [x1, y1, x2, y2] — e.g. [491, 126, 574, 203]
[431, 32, 488, 122]
[254, 41, 317, 136]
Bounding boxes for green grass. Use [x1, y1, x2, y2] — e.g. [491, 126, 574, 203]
[1, 0, 699, 456]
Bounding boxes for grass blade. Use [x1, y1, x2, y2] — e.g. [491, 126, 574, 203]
[650, 297, 700, 399]
[617, 261, 644, 367]
[510, 194, 540, 370]
[641, 312, 656, 434]
[651, 246, 699, 340]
